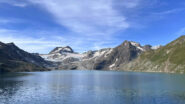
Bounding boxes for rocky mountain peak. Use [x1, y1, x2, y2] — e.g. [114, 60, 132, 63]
[121, 41, 132, 47]
[0, 42, 18, 49]
[0, 41, 5, 45]
[0, 43, 5, 48]
[130, 41, 141, 47]
[0, 41, 51, 72]
[6, 43, 19, 49]
[121, 40, 146, 51]
[122, 40, 140, 46]
[7, 42, 15, 45]
[49, 46, 74, 54]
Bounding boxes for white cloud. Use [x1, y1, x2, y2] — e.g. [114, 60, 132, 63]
[13, 3, 27, 7]
[0, 0, 28, 7]
[0, 29, 63, 53]
[0, 19, 13, 24]
[28, 0, 136, 36]
[176, 27, 185, 36]
[115, 0, 140, 8]
[0, 18, 24, 24]
[0, 0, 142, 53]
[0, 28, 119, 53]
[25, 0, 142, 52]
[152, 8, 185, 15]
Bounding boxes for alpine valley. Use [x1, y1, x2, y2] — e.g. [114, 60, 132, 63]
[1, 35, 185, 73]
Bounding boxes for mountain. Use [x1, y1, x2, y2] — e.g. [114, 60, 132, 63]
[40, 41, 151, 70]
[0, 42, 51, 72]
[2, 35, 184, 73]
[49, 46, 74, 54]
[93, 41, 150, 70]
[120, 35, 185, 73]
[40, 35, 185, 73]
[40, 46, 84, 62]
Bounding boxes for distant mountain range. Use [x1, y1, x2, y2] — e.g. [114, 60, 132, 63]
[40, 40, 159, 70]
[0, 35, 185, 73]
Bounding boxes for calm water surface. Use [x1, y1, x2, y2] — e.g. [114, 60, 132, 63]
[1, 70, 185, 104]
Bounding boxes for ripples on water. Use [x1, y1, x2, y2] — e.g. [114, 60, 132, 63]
[0, 70, 185, 104]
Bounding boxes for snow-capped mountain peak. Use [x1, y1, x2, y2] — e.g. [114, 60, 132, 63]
[49, 46, 74, 54]
[40, 41, 154, 70]
[129, 41, 145, 51]
[130, 41, 140, 47]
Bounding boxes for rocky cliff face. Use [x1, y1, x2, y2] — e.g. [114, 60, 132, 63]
[0, 42, 51, 72]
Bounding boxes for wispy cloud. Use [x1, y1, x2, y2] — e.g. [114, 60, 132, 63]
[6, 0, 140, 53]
[1, 0, 183, 53]
[0, 18, 12, 24]
[114, 0, 140, 9]
[0, 29, 62, 53]
[0, 18, 24, 24]
[27, 0, 139, 36]
[152, 8, 185, 15]
[0, 28, 119, 53]
[176, 27, 185, 36]
[0, 0, 28, 7]
[13, 3, 27, 7]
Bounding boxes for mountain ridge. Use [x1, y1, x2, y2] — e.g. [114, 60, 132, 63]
[40, 40, 152, 70]
[119, 35, 185, 73]
[40, 35, 185, 73]
[0, 35, 184, 73]
[0, 42, 52, 72]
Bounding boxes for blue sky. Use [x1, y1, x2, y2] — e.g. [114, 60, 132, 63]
[0, 0, 185, 53]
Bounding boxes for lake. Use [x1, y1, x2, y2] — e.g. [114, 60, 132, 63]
[1, 70, 185, 104]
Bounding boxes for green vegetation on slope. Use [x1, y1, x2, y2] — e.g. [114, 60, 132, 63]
[121, 35, 185, 73]
[141, 35, 185, 65]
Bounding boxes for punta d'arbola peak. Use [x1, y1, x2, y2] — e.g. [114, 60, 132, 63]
[0, 35, 185, 73]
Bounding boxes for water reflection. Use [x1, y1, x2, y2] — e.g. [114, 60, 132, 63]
[0, 73, 26, 104]
[0, 71, 185, 104]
